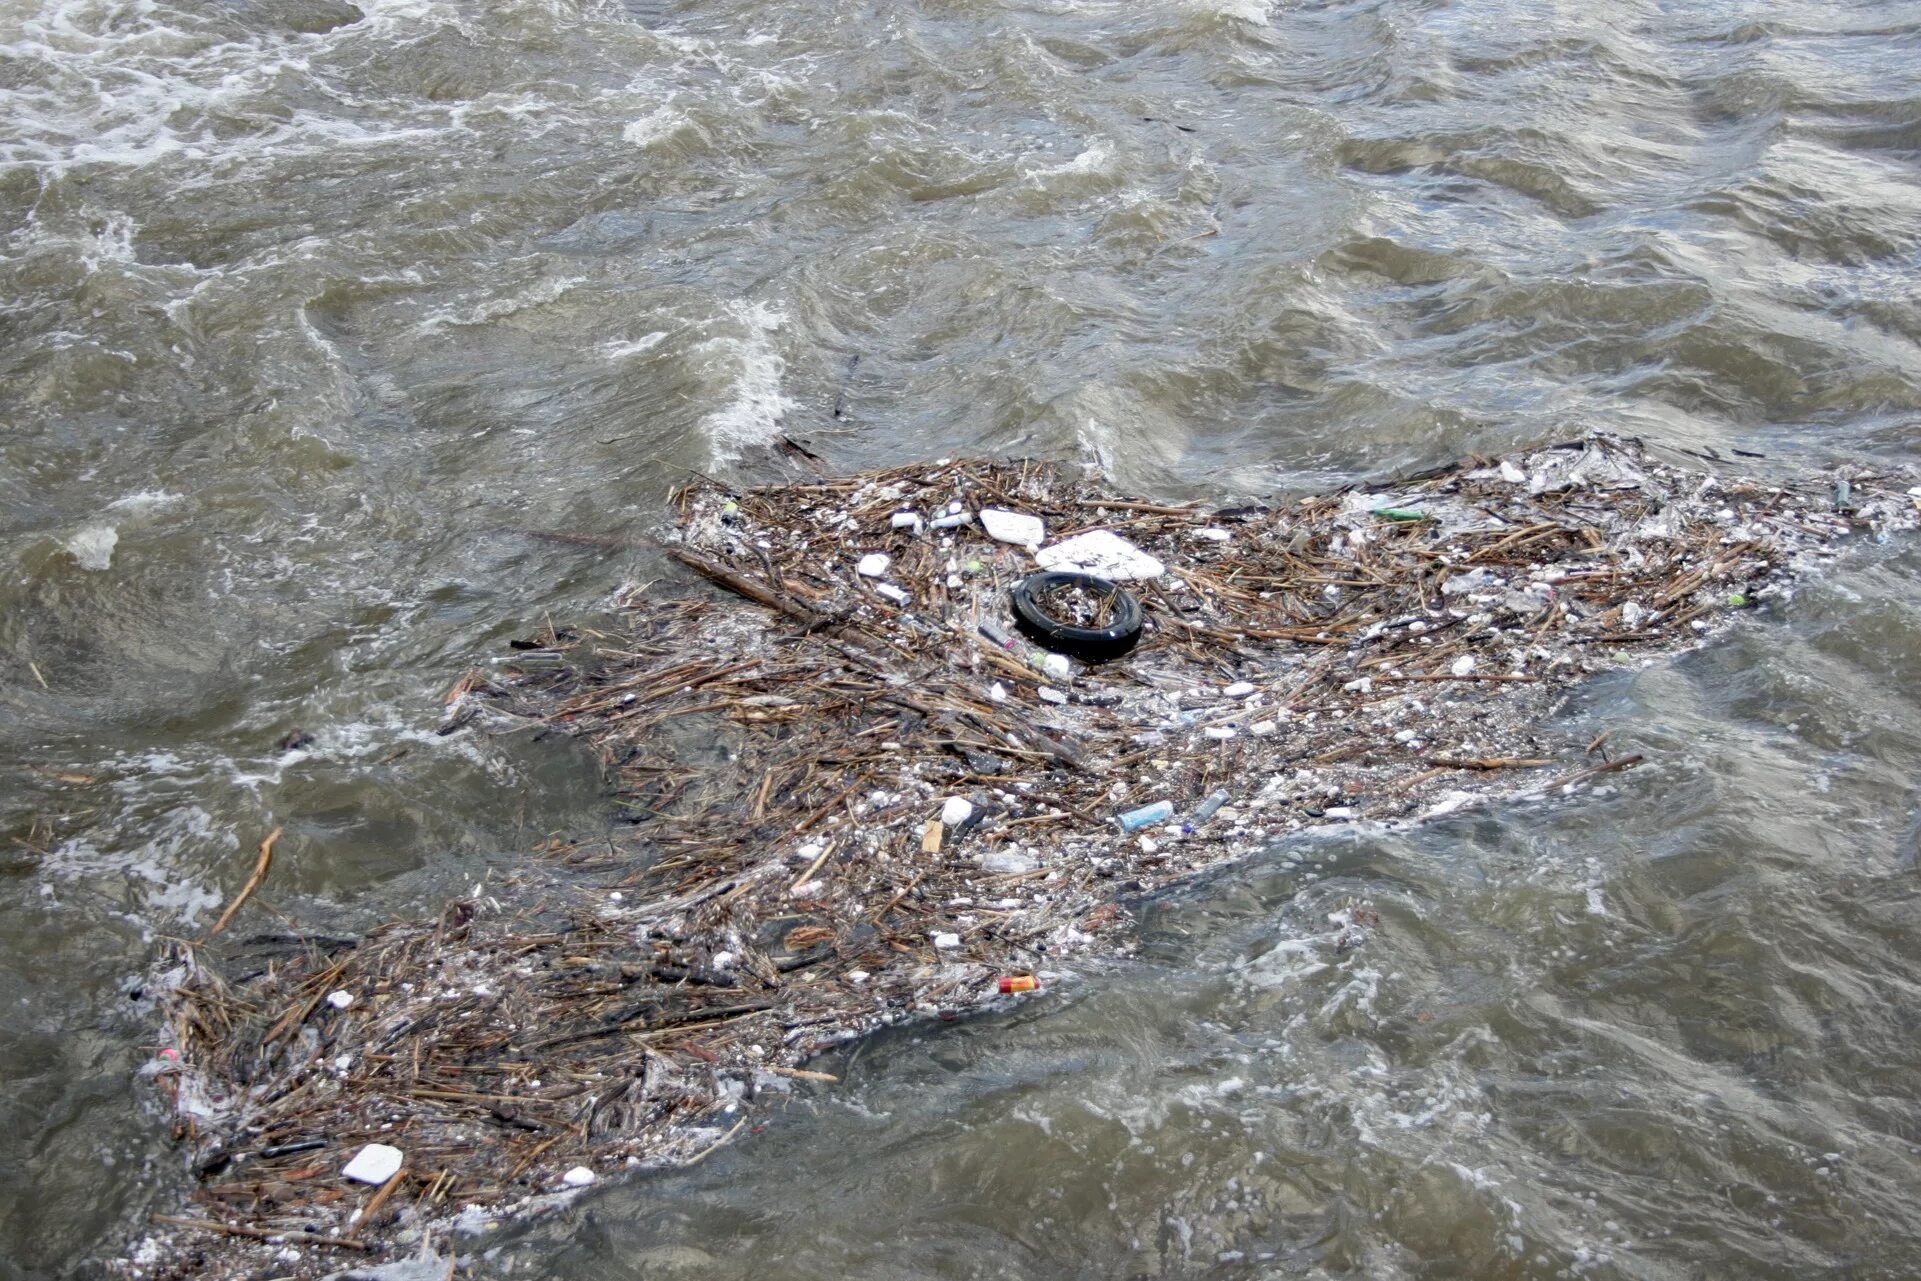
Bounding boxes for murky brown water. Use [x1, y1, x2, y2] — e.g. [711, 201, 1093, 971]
[4, 0, 1921, 1275]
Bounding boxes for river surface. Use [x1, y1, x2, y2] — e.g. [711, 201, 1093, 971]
[4, 0, 1921, 1276]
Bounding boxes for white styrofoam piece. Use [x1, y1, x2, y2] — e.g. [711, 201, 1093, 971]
[980, 508, 1045, 548]
[342, 1143, 404, 1185]
[1034, 529, 1164, 580]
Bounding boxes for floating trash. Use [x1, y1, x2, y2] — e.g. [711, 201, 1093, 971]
[142, 434, 1920, 1271]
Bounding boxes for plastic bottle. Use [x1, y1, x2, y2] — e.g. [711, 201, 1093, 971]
[1117, 800, 1173, 832]
[979, 620, 1017, 650]
[1185, 790, 1230, 832]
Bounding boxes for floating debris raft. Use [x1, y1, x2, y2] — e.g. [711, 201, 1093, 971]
[131, 435, 1918, 1277]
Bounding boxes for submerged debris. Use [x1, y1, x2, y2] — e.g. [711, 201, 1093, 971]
[131, 435, 1918, 1277]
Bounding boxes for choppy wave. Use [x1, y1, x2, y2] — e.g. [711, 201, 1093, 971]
[694, 300, 795, 461]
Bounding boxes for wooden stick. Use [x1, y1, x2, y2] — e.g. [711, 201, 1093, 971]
[149, 1215, 371, 1250]
[206, 827, 281, 938]
[355, 1165, 407, 1229]
[682, 1117, 747, 1167]
[873, 872, 924, 919]
[1089, 499, 1203, 516]
[1429, 756, 1554, 770]
[790, 840, 835, 893]
[1533, 754, 1645, 793]
[666, 546, 822, 625]
[766, 1066, 839, 1083]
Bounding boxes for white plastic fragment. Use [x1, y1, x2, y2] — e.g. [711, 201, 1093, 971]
[981, 851, 1037, 875]
[1202, 726, 1237, 740]
[857, 553, 890, 577]
[980, 508, 1045, 547]
[342, 1143, 404, 1185]
[1222, 681, 1256, 699]
[1193, 527, 1232, 543]
[1040, 652, 1071, 680]
[562, 1166, 597, 1188]
[326, 990, 355, 1011]
[890, 512, 923, 532]
[875, 583, 910, 605]
[1525, 443, 1648, 494]
[1342, 676, 1372, 693]
[1034, 529, 1165, 580]
[932, 932, 962, 949]
[1450, 655, 1476, 677]
[1038, 686, 1068, 704]
[940, 797, 974, 826]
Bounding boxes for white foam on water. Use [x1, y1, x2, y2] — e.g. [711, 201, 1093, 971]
[1317, 963, 1382, 1019]
[72, 212, 139, 270]
[601, 331, 669, 360]
[316, 712, 502, 775]
[1077, 415, 1122, 480]
[1009, 1104, 1054, 1137]
[1450, 1162, 1501, 1192]
[419, 275, 590, 331]
[41, 802, 231, 923]
[0, 0, 455, 175]
[1182, 0, 1274, 24]
[695, 300, 793, 463]
[64, 524, 118, 570]
[1236, 937, 1328, 989]
[623, 104, 690, 148]
[105, 490, 183, 513]
[1026, 137, 1116, 182]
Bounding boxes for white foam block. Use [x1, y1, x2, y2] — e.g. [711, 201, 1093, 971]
[980, 508, 1045, 547]
[1035, 529, 1164, 580]
[342, 1143, 404, 1185]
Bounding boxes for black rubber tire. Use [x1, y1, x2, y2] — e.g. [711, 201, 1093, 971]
[1009, 571, 1144, 661]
